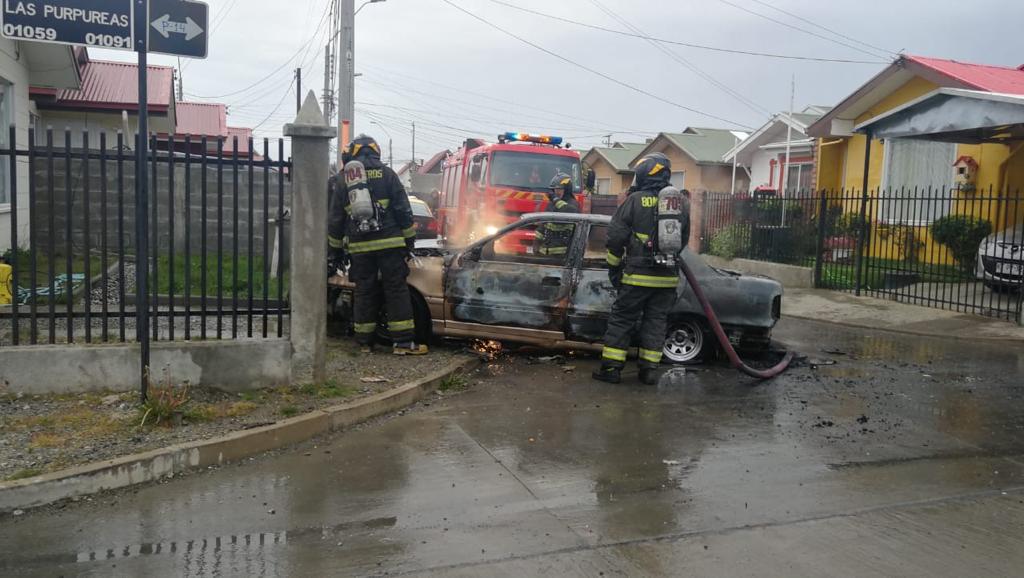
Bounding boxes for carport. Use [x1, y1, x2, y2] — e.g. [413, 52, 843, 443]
[852, 88, 1024, 324]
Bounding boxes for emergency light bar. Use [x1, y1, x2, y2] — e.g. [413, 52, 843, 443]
[500, 132, 564, 146]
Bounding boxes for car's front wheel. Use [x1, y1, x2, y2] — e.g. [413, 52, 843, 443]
[663, 318, 710, 365]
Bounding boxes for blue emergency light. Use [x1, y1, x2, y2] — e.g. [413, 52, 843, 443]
[501, 132, 564, 146]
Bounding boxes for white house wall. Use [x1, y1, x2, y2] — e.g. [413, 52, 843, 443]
[0, 38, 33, 253]
[748, 148, 775, 193]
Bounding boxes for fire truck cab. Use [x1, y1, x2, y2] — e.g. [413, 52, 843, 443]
[438, 132, 588, 246]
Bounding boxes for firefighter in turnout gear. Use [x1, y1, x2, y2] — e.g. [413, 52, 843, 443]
[535, 172, 580, 257]
[328, 135, 428, 355]
[593, 153, 690, 385]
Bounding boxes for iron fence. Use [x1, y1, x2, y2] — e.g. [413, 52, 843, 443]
[0, 127, 292, 346]
[701, 188, 1024, 322]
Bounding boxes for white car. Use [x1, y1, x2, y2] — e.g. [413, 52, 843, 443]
[977, 224, 1024, 291]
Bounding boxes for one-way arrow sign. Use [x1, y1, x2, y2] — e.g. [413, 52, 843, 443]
[151, 15, 205, 42]
[148, 0, 208, 58]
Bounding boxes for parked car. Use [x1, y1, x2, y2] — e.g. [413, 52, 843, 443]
[409, 196, 440, 240]
[329, 213, 783, 364]
[977, 224, 1024, 291]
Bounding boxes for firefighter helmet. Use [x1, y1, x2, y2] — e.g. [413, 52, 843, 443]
[548, 172, 573, 194]
[633, 153, 671, 190]
[346, 134, 382, 161]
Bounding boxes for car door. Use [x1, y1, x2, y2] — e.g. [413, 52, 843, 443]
[445, 219, 577, 333]
[566, 222, 618, 342]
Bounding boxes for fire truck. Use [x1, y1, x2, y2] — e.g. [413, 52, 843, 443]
[438, 132, 590, 246]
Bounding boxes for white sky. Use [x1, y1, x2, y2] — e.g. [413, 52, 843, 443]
[91, 0, 1024, 163]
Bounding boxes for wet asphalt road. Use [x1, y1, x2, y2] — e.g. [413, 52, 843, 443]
[3, 318, 1024, 576]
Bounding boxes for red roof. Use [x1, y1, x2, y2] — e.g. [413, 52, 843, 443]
[906, 55, 1024, 95]
[175, 102, 227, 137]
[54, 59, 174, 111]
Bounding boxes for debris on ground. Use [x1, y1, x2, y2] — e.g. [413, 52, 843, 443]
[360, 376, 389, 384]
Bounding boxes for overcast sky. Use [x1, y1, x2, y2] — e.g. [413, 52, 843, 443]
[93, 0, 1024, 163]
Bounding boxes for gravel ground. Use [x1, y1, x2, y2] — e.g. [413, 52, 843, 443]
[0, 339, 467, 481]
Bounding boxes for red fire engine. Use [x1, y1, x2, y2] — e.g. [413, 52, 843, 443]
[438, 132, 589, 246]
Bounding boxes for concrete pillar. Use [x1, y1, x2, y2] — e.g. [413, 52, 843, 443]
[284, 92, 336, 383]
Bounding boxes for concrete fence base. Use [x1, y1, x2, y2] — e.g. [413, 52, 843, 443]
[0, 339, 292, 395]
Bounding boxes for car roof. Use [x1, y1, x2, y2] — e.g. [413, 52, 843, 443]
[519, 212, 612, 224]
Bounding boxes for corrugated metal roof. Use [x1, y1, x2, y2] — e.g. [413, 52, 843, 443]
[663, 128, 744, 164]
[907, 55, 1024, 95]
[55, 60, 174, 109]
[593, 142, 646, 171]
[175, 102, 227, 137]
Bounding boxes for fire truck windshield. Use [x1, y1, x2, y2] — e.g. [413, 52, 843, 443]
[489, 151, 581, 192]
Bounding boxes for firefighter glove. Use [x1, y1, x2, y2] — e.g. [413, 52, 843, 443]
[608, 266, 623, 290]
[328, 247, 349, 273]
[405, 236, 416, 253]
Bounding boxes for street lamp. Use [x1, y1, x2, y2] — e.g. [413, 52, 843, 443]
[355, 0, 386, 16]
[370, 120, 393, 168]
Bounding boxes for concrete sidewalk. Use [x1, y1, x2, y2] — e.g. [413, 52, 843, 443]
[783, 288, 1024, 342]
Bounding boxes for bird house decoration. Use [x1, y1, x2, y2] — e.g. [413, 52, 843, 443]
[953, 156, 979, 193]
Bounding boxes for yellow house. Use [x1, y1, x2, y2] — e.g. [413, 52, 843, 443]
[808, 55, 1024, 265]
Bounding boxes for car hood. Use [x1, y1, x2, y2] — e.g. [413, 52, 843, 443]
[986, 225, 1024, 246]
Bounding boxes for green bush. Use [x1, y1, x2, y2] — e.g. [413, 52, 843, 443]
[930, 215, 992, 274]
[834, 212, 867, 238]
[708, 224, 749, 260]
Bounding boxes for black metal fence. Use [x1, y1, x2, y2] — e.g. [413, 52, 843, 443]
[701, 188, 1024, 322]
[0, 127, 292, 346]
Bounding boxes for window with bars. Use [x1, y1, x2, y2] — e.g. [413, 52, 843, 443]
[881, 139, 956, 224]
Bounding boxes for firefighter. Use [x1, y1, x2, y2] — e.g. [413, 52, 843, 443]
[593, 153, 690, 385]
[328, 134, 428, 355]
[535, 172, 579, 257]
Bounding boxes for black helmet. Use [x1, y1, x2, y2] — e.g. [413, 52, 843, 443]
[548, 172, 573, 194]
[632, 153, 671, 190]
[346, 134, 381, 161]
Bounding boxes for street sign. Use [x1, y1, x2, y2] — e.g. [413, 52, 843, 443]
[147, 0, 207, 59]
[0, 0, 134, 51]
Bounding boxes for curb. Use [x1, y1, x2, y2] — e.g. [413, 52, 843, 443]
[785, 313, 1024, 343]
[0, 355, 481, 514]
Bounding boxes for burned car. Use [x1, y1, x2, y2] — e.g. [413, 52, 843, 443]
[329, 213, 783, 363]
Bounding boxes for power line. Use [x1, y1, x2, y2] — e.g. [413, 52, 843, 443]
[253, 77, 298, 132]
[438, 0, 754, 130]
[586, 0, 770, 116]
[484, 0, 885, 64]
[745, 0, 897, 57]
[716, 0, 892, 61]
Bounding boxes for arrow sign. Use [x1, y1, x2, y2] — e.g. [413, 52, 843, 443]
[147, 0, 209, 59]
[151, 15, 204, 41]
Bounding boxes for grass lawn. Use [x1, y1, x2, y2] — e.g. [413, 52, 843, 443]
[3, 249, 104, 303]
[821, 257, 971, 291]
[151, 254, 289, 299]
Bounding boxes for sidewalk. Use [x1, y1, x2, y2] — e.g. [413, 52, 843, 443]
[782, 288, 1024, 342]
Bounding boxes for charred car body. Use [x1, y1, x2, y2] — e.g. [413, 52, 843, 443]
[330, 213, 783, 363]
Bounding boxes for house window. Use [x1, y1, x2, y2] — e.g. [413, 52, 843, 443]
[670, 171, 685, 189]
[882, 139, 956, 224]
[0, 80, 10, 205]
[784, 163, 813, 195]
[596, 177, 611, 195]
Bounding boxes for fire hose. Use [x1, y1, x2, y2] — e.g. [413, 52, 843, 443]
[679, 258, 794, 379]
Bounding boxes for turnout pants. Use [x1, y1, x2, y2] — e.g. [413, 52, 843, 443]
[350, 248, 416, 345]
[601, 285, 675, 370]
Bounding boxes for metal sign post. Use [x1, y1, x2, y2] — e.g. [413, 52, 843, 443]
[134, 0, 150, 401]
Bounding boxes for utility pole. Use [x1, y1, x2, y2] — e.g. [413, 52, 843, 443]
[337, 0, 355, 164]
[781, 74, 795, 226]
[604, 134, 612, 147]
[295, 68, 302, 114]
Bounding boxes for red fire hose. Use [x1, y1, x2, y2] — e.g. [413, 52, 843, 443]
[679, 259, 794, 380]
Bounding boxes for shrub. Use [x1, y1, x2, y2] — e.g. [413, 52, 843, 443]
[708, 225, 749, 260]
[834, 212, 867, 239]
[930, 215, 992, 273]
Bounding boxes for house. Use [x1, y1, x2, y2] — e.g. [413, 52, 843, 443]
[0, 38, 82, 253]
[582, 142, 647, 196]
[629, 128, 751, 196]
[395, 160, 418, 189]
[31, 54, 177, 146]
[722, 106, 831, 195]
[807, 54, 1024, 262]
[172, 102, 257, 158]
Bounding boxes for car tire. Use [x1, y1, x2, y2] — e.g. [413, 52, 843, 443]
[374, 289, 433, 345]
[663, 318, 712, 365]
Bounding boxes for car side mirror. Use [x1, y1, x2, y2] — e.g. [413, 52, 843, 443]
[469, 165, 482, 182]
[458, 246, 481, 266]
[585, 170, 596, 192]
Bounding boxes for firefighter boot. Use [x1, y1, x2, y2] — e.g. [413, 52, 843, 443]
[592, 363, 622, 384]
[393, 341, 429, 356]
[638, 367, 660, 386]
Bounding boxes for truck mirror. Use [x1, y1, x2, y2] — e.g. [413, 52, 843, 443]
[585, 170, 596, 192]
[469, 165, 481, 182]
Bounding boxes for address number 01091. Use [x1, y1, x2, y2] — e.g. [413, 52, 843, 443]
[85, 32, 131, 48]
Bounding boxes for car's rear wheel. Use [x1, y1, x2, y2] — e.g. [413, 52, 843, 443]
[663, 318, 710, 365]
